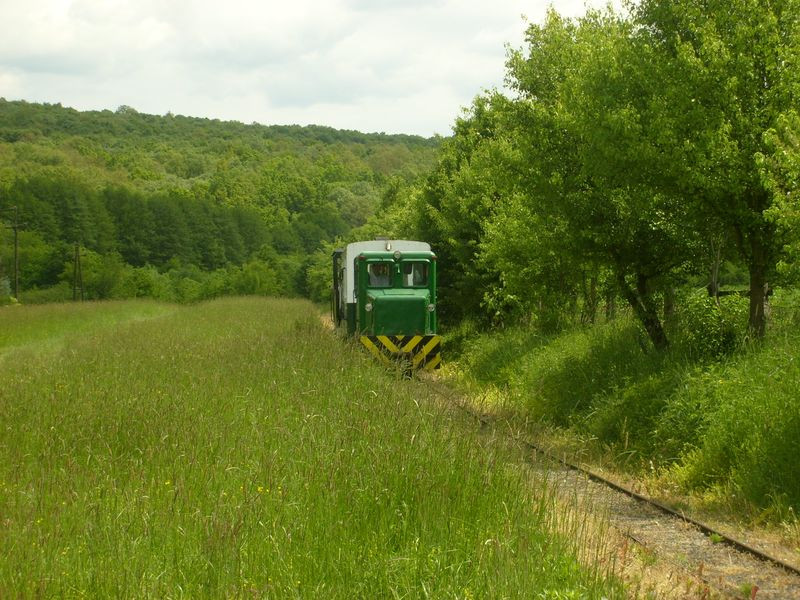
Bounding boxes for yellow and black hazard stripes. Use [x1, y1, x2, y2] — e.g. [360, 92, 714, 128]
[360, 335, 441, 370]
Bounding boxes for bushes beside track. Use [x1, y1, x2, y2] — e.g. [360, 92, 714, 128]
[450, 289, 800, 517]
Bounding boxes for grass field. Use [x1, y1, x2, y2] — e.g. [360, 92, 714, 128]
[0, 298, 620, 598]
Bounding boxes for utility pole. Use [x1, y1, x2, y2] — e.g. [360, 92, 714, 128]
[1, 206, 23, 300]
[73, 242, 84, 301]
[13, 206, 19, 300]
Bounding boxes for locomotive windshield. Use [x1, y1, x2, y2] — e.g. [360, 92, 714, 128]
[401, 261, 429, 287]
[368, 262, 392, 287]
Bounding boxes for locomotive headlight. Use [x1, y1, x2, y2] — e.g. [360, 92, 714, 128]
[427, 303, 435, 312]
[365, 302, 373, 312]
[393, 250, 402, 260]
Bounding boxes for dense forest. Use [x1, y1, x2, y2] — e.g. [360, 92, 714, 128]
[0, 98, 438, 302]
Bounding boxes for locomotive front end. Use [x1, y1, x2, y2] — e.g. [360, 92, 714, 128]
[332, 240, 441, 371]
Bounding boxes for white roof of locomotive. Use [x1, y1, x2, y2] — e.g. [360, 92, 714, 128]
[342, 240, 431, 300]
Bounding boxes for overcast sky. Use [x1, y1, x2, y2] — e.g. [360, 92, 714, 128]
[0, 0, 616, 136]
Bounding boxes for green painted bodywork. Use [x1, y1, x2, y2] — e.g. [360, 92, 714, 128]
[346, 303, 356, 335]
[355, 251, 437, 336]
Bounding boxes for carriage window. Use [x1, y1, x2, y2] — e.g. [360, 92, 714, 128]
[402, 262, 428, 287]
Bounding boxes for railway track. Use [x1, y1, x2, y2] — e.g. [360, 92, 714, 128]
[425, 378, 800, 598]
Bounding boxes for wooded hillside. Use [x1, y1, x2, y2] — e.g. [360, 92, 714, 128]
[0, 99, 438, 301]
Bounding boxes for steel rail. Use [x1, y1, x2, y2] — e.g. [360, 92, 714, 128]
[428, 380, 800, 579]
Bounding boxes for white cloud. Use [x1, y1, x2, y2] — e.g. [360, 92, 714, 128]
[0, 71, 22, 97]
[0, 0, 619, 135]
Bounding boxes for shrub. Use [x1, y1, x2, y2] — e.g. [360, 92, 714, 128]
[19, 281, 72, 304]
[651, 367, 718, 462]
[173, 276, 203, 303]
[675, 291, 748, 359]
[232, 260, 279, 296]
[453, 320, 545, 384]
[116, 266, 176, 301]
[440, 317, 480, 363]
[510, 319, 666, 426]
[673, 335, 800, 510]
[73, 251, 127, 300]
[583, 372, 676, 455]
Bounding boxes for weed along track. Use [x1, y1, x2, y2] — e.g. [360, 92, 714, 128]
[424, 378, 800, 599]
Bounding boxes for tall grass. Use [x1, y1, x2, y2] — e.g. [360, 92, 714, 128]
[668, 328, 800, 515]
[0, 298, 620, 597]
[0, 299, 175, 359]
[453, 289, 800, 516]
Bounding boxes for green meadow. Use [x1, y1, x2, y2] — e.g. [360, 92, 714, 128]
[0, 298, 620, 598]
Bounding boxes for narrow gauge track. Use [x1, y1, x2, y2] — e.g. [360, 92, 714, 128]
[424, 378, 800, 595]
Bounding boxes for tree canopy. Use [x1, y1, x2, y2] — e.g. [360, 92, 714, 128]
[406, 0, 800, 346]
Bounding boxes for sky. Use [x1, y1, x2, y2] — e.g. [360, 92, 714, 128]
[0, 0, 616, 137]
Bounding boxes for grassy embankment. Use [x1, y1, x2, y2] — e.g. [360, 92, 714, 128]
[0, 297, 622, 598]
[447, 289, 800, 526]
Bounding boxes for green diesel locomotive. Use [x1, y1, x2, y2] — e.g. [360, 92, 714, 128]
[332, 239, 441, 370]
